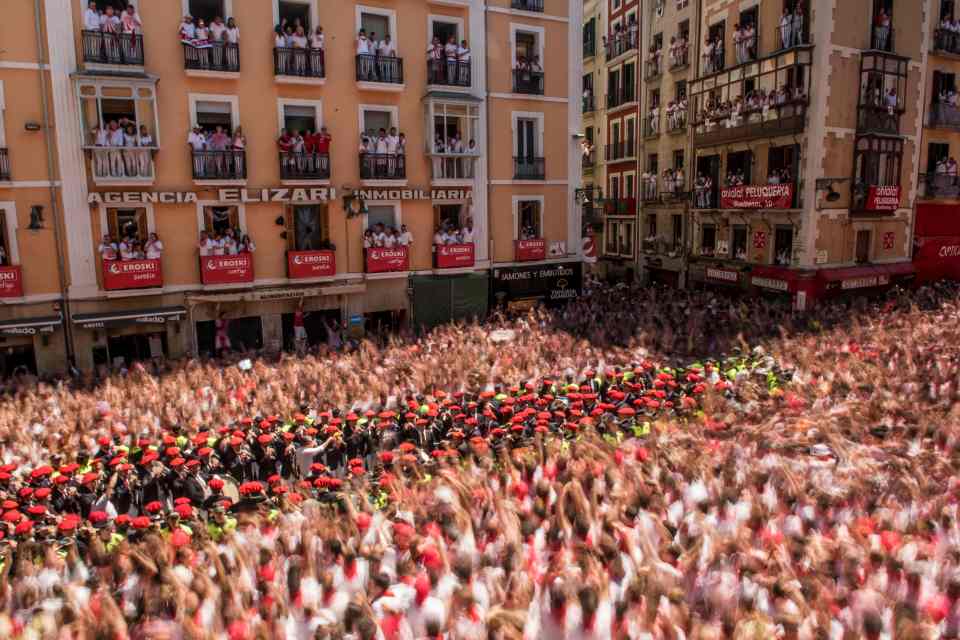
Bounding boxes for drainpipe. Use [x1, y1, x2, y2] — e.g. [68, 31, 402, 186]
[485, 1, 494, 272]
[34, 0, 75, 367]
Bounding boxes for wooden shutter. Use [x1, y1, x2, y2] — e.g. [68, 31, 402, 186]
[136, 209, 148, 241]
[319, 204, 329, 244]
[285, 205, 295, 251]
[107, 209, 119, 240]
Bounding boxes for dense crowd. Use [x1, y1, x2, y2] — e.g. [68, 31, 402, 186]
[2, 279, 960, 638]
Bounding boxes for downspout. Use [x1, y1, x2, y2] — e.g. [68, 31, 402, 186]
[485, 1, 493, 271]
[34, 0, 75, 366]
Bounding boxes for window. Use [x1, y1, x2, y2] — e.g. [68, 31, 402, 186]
[927, 142, 949, 173]
[78, 81, 159, 148]
[189, 0, 227, 24]
[583, 18, 596, 56]
[431, 17, 461, 45]
[203, 206, 241, 236]
[194, 99, 235, 132]
[648, 153, 659, 175]
[737, 7, 759, 64]
[854, 135, 903, 189]
[366, 205, 398, 232]
[650, 89, 661, 108]
[675, 80, 687, 100]
[428, 102, 480, 153]
[678, 19, 689, 41]
[933, 70, 957, 104]
[942, 0, 955, 20]
[726, 150, 753, 185]
[671, 214, 683, 247]
[619, 222, 634, 256]
[674, 149, 685, 170]
[361, 107, 396, 140]
[286, 205, 330, 251]
[360, 11, 391, 43]
[516, 116, 540, 157]
[676, 0, 689, 9]
[653, 33, 663, 51]
[282, 103, 319, 136]
[701, 224, 717, 253]
[707, 21, 726, 71]
[731, 225, 748, 259]
[515, 31, 540, 66]
[768, 144, 799, 188]
[108, 208, 147, 242]
[625, 173, 635, 198]
[647, 214, 657, 238]
[278, 1, 313, 31]
[855, 229, 871, 263]
[517, 200, 542, 238]
[695, 154, 721, 207]
[610, 175, 621, 199]
[585, 126, 594, 145]
[774, 226, 794, 265]
[623, 63, 636, 99]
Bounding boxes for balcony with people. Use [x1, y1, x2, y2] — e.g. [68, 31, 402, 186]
[776, 2, 809, 52]
[197, 208, 255, 285]
[515, 200, 547, 262]
[660, 167, 687, 201]
[690, 45, 812, 146]
[81, 2, 144, 69]
[719, 148, 801, 211]
[359, 128, 407, 181]
[645, 48, 663, 81]
[511, 0, 544, 11]
[355, 29, 404, 89]
[870, 6, 894, 53]
[427, 101, 480, 184]
[427, 37, 472, 88]
[363, 220, 411, 274]
[433, 205, 476, 269]
[667, 99, 688, 133]
[277, 128, 331, 182]
[189, 123, 246, 183]
[929, 78, 960, 130]
[179, 14, 240, 76]
[605, 19, 640, 60]
[274, 23, 326, 83]
[78, 79, 159, 185]
[641, 174, 659, 203]
[0, 149, 9, 182]
[97, 211, 164, 292]
[692, 155, 720, 210]
[857, 52, 907, 136]
[286, 205, 336, 280]
[669, 34, 690, 71]
[935, 10, 960, 56]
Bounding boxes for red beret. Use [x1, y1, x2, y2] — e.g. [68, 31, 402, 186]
[145, 501, 163, 513]
[132, 515, 151, 530]
[208, 478, 225, 490]
[14, 520, 33, 535]
[173, 497, 191, 505]
[89, 510, 109, 523]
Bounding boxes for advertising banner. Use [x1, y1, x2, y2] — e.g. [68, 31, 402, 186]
[866, 185, 901, 211]
[366, 247, 409, 274]
[200, 254, 254, 285]
[0, 266, 24, 298]
[491, 262, 583, 304]
[435, 244, 475, 268]
[102, 259, 162, 291]
[287, 251, 336, 279]
[515, 239, 547, 262]
[705, 267, 740, 284]
[720, 184, 794, 209]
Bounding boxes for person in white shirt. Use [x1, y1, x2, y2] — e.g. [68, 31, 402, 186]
[375, 130, 389, 177]
[225, 18, 240, 44]
[197, 231, 213, 257]
[433, 226, 444, 246]
[144, 233, 163, 260]
[398, 225, 413, 247]
[137, 125, 153, 177]
[84, 2, 101, 32]
[291, 26, 309, 74]
[180, 15, 196, 41]
[383, 229, 398, 248]
[356, 30, 372, 79]
[122, 123, 139, 177]
[99, 5, 121, 61]
[210, 233, 225, 256]
[310, 26, 324, 50]
[91, 123, 109, 177]
[372, 224, 387, 247]
[98, 234, 118, 261]
[461, 221, 474, 244]
[209, 16, 227, 42]
[106, 121, 125, 177]
[118, 236, 135, 261]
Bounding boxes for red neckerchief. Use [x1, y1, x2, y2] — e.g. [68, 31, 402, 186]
[344, 558, 357, 580]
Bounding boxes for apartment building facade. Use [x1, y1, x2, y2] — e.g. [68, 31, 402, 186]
[0, 0, 583, 376]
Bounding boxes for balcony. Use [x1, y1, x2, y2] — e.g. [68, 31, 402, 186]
[732, 35, 758, 66]
[660, 177, 687, 201]
[0, 266, 23, 298]
[280, 152, 330, 182]
[512, 69, 544, 95]
[511, 0, 544, 11]
[81, 31, 144, 67]
[604, 198, 637, 216]
[287, 250, 336, 279]
[670, 46, 690, 71]
[183, 42, 239, 76]
[430, 154, 478, 183]
[929, 102, 960, 130]
[857, 104, 904, 136]
[870, 25, 894, 53]
[513, 156, 545, 180]
[607, 86, 636, 109]
[642, 179, 659, 202]
[356, 55, 404, 89]
[102, 258, 162, 291]
[583, 94, 595, 113]
[694, 101, 808, 147]
[87, 147, 156, 184]
[668, 110, 688, 133]
[360, 153, 406, 181]
[919, 173, 960, 199]
[274, 47, 325, 82]
[776, 23, 809, 52]
[702, 49, 725, 75]
[645, 57, 663, 81]
[934, 29, 960, 56]
[692, 184, 718, 209]
[515, 239, 546, 262]
[605, 141, 635, 162]
[200, 253, 254, 286]
[191, 149, 246, 182]
[644, 118, 660, 139]
[434, 243, 475, 269]
[0, 148, 9, 181]
[605, 31, 639, 60]
[365, 246, 409, 274]
[427, 59, 471, 88]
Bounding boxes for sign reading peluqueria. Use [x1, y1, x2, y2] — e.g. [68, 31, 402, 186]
[87, 187, 472, 205]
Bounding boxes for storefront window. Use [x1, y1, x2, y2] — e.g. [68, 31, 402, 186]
[288, 205, 331, 251]
[774, 226, 794, 265]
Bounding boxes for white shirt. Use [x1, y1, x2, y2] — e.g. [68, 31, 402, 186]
[100, 14, 120, 33]
[461, 228, 474, 243]
[145, 240, 163, 260]
[379, 40, 396, 56]
[444, 43, 458, 60]
[108, 129, 125, 147]
[275, 34, 287, 48]
[198, 238, 215, 257]
[357, 37, 370, 55]
[458, 46, 471, 62]
[292, 34, 308, 48]
[373, 232, 387, 247]
[311, 33, 324, 49]
[180, 22, 196, 40]
[386, 135, 399, 155]
[398, 231, 412, 246]
[210, 22, 227, 41]
[375, 138, 388, 154]
[99, 242, 118, 260]
[226, 27, 240, 44]
[188, 132, 206, 151]
[383, 234, 398, 248]
[94, 128, 109, 146]
[84, 9, 101, 31]
[138, 135, 153, 148]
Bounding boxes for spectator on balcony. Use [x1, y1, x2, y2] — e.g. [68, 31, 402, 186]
[694, 173, 713, 208]
[99, 5, 121, 61]
[311, 26, 324, 50]
[239, 234, 256, 254]
[529, 55, 543, 73]
[733, 24, 745, 64]
[647, 45, 662, 74]
[121, 123, 139, 177]
[383, 227, 400, 248]
[144, 233, 163, 260]
[396, 224, 412, 247]
[648, 104, 660, 135]
[106, 120, 125, 177]
[290, 26, 309, 74]
[726, 170, 745, 187]
[135, 125, 153, 177]
[120, 4, 141, 34]
[210, 16, 227, 42]
[520, 224, 538, 241]
[444, 35, 459, 84]
[780, 7, 794, 49]
[362, 229, 374, 250]
[702, 36, 716, 73]
[197, 231, 213, 256]
[84, 2, 101, 31]
[628, 14, 639, 48]
[179, 14, 196, 41]
[874, 8, 891, 50]
[98, 234, 119, 261]
[356, 30, 374, 79]
[458, 39, 471, 64]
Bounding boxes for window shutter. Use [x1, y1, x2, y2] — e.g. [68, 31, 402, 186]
[136, 209, 148, 241]
[107, 210, 119, 240]
[320, 204, 329, 244]
[285, 205, 296, 251]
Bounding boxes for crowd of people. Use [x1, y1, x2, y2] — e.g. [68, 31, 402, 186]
[427, 36, 471, 86]
[731, 22, 758, 66]
[696, 85, 808, 132]
[274, 18, 325, 76]
[89, 119, 154, 179]
[693, 173, 716, 208]
[188, 125, 247, 179]
[359, 129, 407, 179]
[356, 29, 400, 83]
[198, 227, 256, 257]
[668, 33, 689, 69]
[363, 223, 413, 250]
[278, 128, 333, 177]
[98, 232, 164, 263]
[0, 277, 959, 638]
[433, 219, 475, 247]
[179, 14, 241, 71]
[779, 4, 808, 50]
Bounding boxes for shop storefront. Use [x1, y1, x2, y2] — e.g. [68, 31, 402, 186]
[411, 273, 489, 330]
[748, 265, 818, 311]
[72, 307, 187, 368]
[0, 316, 63, 376]
[490, 262, 583, 310]
[816, 262, 915, 299]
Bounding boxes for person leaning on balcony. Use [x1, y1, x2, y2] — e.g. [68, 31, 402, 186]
[99, 5, 121, 60]
[210, 16, 227, 42]
[239, 234, 256, 254]
[84, 2, 101, 31]
[780, 8, 793, 49]
[702, 36, 715, 73]
[444, 35, 459, 84]
[356, 30, 373, 79]
[461, 220, 474, 244]
[743, 22, 756, 60]
[98, 234, 118, 261]
[628, 15, 639, 47]
[122, 123, 139, 177]
[120, 4, 141, 34]
[197, 231, 213, 256]
[399, 224, 413, 247]
[144, 233, 163, 260]
[310, 26, 324, 51]
[106, 120, 125, 177]
[291, 26, 309, 74]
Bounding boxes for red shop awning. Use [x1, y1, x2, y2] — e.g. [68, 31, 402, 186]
[817, 262, 914, 292]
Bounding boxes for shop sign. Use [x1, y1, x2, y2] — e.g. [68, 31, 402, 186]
[914, 236, 960, 283]
[88, 187, 471, 205]
[492, 262, 583, 303]
[720, 184, 794, 209]
[435, 244, 475, 269]
[366, 247, 409, 273]
[515, 239, 547, 262]
[201, 254, 254, 285]
[287, 251, 336, 279]
[706, 267, 739, 283]
[102, 259, 163, 290]
[841, 274, 889, 290]
[0, 266, 24, 298]
[751, 276, 790, 291]
[866, 186, 901, 211]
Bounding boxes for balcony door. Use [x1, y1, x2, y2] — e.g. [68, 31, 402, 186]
[287, 205, 329, 251]
[855, 229, 871, 264]
[278, 0, 311, 31]
[195, 100, 234, 133]
[361, 12, 390, 41]
[367, 205, 397, 232]
[362, 109, 393, 139]
[517, 118, 537, 161]
[189, 0, 227, 24]
[283, 104, 317, 136]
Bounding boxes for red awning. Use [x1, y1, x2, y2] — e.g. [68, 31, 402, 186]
[880, 261, 915, 279]
[817, 262, 914, 292]
[817, 265, 883, 284]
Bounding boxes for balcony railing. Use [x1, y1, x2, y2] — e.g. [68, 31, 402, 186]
[512, 69, 544, 94]
[604, 198, 637, 216]
[583, 94, 595, 113]
[427, 59, 471, 87]
[280, 152, 330, 181]
[857, 104, 904, 135]
[702, 49, 725, 74]
[511, 0, 544, 11]
[605, 141, 635, 161]
[356, 55, 404, 84]
[430, 154, 478, 181]
[776, 22, 809, 51]
[183, 42, 240, 73]
[192, 149, 247, 181]
[692, 184, 718, 209]
[667, 110, 688, 132]
[87, 147, 156, 181]
[360, 153, 406, 180]
[670, 46, 690, 70]
[274, 47, 325, 79]
[929, 102, 960, 129]
[660, 176, 687, 199]
[642, 180, 659, 202]
[693, 100, 808, 146]
[607, 86, 636, 109]
[732, 35, 758, 66]
[870, 25, 894, 52]
[0, 149, 9, 181]
[584, 38, 596, 58]
[934, 29, 960, 55]
[645, 57, 663, 80]
[514, 156, 545, 180]
[81, 30, 144, 66]
[605, 31, 639, 59]
[920, 173, 960, 199]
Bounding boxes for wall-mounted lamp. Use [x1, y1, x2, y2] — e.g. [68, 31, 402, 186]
[28, 206, 44, 230]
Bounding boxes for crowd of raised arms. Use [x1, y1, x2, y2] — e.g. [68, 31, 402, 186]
[0, 278, 959, 639]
